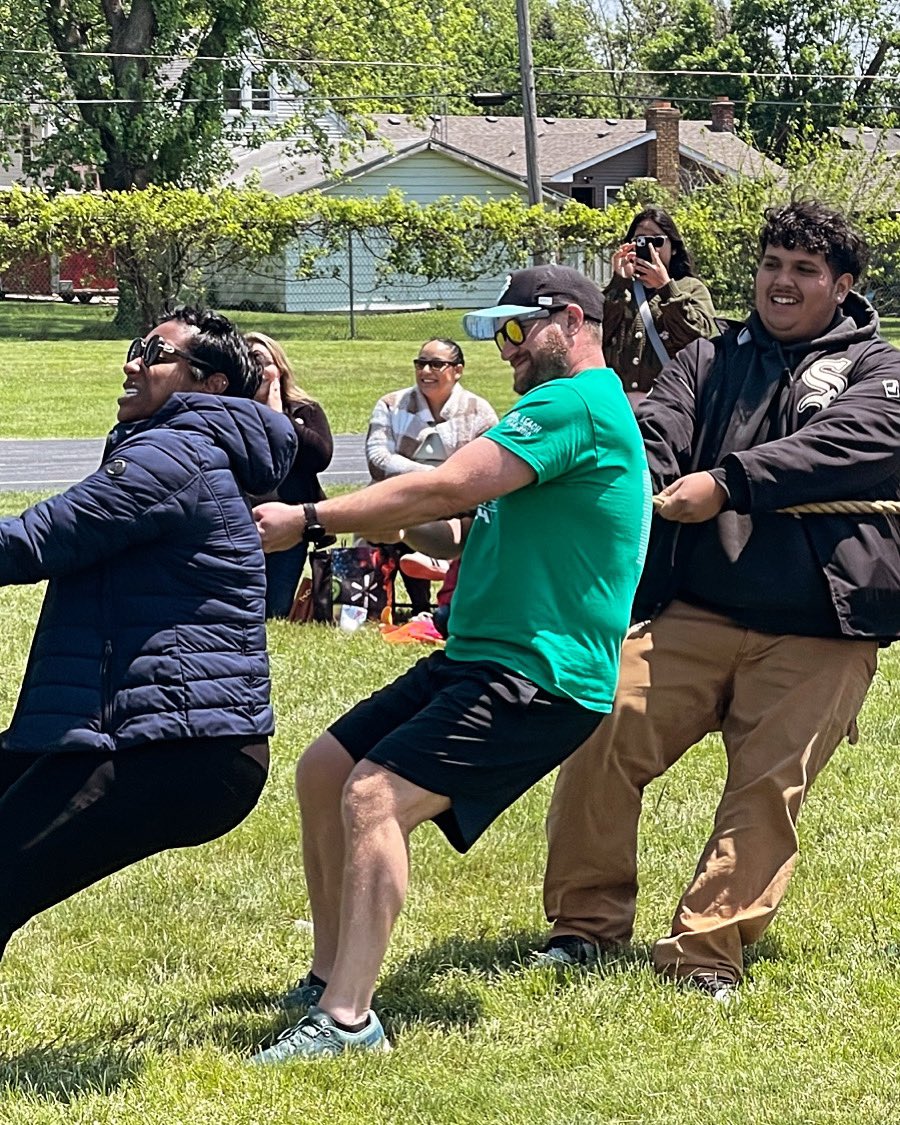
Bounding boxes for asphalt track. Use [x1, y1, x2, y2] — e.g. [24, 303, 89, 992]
[0, 433, 369, 492]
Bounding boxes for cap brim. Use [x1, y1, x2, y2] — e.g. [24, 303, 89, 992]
[462, 304, 544, 340]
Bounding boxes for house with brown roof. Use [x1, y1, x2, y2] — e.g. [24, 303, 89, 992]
[216, 97, 780, 313]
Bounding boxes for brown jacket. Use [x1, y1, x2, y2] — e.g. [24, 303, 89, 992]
[603, 274, 718, 393]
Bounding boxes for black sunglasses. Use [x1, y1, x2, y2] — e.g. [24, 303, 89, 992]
[126, 336, 216, 374]
[413, 357, 454, 371]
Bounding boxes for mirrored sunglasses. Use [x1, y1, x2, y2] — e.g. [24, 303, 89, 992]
[493, 306, 565, 350]
[126, 336, 215, 374]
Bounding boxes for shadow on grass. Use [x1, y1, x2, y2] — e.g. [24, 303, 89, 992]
[377, 931, 652, 1033]
[173, 986, 295, 1056]
[378, 932, 534, 1020]
[0, 1042, 142, 1102]
[0, 301, 123, 341]
[187, 935, 657, 1055]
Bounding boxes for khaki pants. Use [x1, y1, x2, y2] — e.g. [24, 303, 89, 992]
[543, 600, 877, 983]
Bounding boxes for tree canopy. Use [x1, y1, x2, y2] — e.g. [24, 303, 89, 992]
[589, 0, 900, 156]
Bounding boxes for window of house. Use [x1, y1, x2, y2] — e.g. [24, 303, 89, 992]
[571, 185, 594, 207]
[604, 185, 623, 207]
[223, 68, 243, 112]
[250, 70, 271, 112]
[20, 122, 33, 162]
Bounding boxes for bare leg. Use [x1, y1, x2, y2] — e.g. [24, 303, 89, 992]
[295, 733, 356, 981]
[318, 761, 449, 1025]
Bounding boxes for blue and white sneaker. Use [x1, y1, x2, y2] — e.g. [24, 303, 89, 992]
[250, 1005, 392, 1064]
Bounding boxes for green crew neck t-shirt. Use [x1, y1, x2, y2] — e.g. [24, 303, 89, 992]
[445, 367, 651, 712]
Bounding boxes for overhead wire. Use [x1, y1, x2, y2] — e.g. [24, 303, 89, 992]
[0, 46, 898, 86]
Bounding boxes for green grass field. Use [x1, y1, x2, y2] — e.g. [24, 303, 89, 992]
[2, 302, 899, 440]
[0, 548, 899, 1123]
[0, 303, 516, 438]
[4, 306, 900, 1120]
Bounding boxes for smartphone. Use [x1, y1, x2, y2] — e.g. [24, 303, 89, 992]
[634, 235, 654, 263]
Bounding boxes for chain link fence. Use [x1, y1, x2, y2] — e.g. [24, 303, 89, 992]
[205, 234, 612, 340]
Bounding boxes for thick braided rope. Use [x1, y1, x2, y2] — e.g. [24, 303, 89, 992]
[651, 496, 900, 515]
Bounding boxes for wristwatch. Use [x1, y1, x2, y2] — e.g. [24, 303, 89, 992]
[302, 503, 329, 547]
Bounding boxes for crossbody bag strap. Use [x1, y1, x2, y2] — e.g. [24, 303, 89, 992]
[632, 278, 670, 367]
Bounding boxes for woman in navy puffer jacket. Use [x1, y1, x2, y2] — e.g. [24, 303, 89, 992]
[0, 308, 296, 959]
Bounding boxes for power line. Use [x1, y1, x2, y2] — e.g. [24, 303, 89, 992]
[537, 90, 900, 112]
[5, 92, 900, 113]
[0, 93, 452, 106]
[1, 46, 899, 86]
[0, 47, 425, 68]
[534, 66, 900, 84]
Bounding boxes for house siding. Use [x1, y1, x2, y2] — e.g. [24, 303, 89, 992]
[562, 147, 650, 207]
[333, 150, 522, 203]
[270, 150, 534, 313]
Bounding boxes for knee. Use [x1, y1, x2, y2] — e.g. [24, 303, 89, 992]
[340, 764, 397, 836]
[295, 734, 355, 807]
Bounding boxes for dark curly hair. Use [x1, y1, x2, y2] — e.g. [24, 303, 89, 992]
[624, 207, 696, 280]
[158, 307, 262, 399]
[759, 201, 869, 282]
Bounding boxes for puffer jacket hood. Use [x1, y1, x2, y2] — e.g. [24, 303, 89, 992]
[107, 393, 295, 498]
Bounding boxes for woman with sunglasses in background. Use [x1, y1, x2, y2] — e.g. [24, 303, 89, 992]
[365, 338, 497, 616]
[0, 308, 296, 965]
[245, 332, 334, 619]
[604, 206, 717, 406]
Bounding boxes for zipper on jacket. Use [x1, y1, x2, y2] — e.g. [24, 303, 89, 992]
[99, 554, 115, 735]
[100, 639, 113, 732]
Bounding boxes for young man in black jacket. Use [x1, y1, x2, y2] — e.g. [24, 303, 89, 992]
[540, 200, 900, 999]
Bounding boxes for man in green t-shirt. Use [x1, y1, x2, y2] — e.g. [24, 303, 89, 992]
[250, 265, 650, 1062]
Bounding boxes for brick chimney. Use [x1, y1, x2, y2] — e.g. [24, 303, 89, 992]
[645, 99, 681, 198]
[710, 95, 735, 133]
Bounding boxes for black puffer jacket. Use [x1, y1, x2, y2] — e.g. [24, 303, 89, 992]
[0, 394, 297, 752]
[634, 292, 900, 638]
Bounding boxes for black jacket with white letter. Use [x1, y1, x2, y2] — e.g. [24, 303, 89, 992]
[634, 292, 900, 639]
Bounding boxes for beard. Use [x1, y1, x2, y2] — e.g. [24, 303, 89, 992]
[513, 327, 570, 394]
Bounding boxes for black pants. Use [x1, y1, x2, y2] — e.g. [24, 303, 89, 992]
[0, 737, 268, 958]
[380, 542, 432, 616]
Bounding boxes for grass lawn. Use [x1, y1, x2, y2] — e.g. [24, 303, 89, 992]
[0, 302, 515, 438]
[0, 526, 899, 1121]
[3, 302, 899, 440]
[4, 303, 900, 1121]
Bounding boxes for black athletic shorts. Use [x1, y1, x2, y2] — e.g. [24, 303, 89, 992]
[328, 650, 603, 852]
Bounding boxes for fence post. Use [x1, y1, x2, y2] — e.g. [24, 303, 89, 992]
[347, 230, 356, 340]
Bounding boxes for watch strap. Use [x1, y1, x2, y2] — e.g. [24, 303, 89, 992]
[302, 503, 328, 546]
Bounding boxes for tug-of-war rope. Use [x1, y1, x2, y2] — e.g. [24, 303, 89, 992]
[651, 497, 900, 515]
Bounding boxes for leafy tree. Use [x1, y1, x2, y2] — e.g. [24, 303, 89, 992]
[0, 1, 273, 192]
[590, 0, 900, 156]
[465, 0, 613, 116]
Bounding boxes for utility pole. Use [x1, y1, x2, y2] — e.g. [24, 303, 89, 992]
[515, 0, 542, 206]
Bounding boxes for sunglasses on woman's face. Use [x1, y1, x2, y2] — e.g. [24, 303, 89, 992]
[633, 234, 668, 249]
[413, 357, 453, 371]
[493, 307, 566, 350]
[126, 336, 215, 373]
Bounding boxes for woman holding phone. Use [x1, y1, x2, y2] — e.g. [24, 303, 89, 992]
[603, 206, 717, 406]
